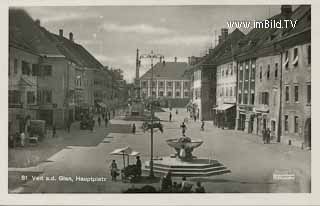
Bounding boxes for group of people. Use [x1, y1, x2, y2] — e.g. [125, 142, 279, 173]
[161, 172, 205, 193]
[109, 156, 142, 182]
[262, 128, 272, 144]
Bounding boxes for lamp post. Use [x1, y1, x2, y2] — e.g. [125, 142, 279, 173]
[140, 50, 164, 178]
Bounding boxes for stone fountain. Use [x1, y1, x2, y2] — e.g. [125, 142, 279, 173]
[143, 136, 231, 177]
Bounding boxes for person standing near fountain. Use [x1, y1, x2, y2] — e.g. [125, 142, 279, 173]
[180, 122, 187, 136]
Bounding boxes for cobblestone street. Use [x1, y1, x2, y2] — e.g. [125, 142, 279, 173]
[9, 108, 310, 193]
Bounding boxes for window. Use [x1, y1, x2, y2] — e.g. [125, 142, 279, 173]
[261, 92, 269, 105]
[294, 85, 299, 102]
[285, 86, 290, 102]
[175, 81, 180, 88]
[175, 91, 180, 97]
[222, 69, 224, 77]
[167, 81, 172, 88]
[243, 93, 248, 104]
[184, 92, 189, 97]
[32, 64, 39, 76]
[238, 93, 242, 104]
[259, 66, 262, 80]
[275, 63, 278, 79]
[22, 61, 31, 75]
[267, 65, 270, 80]
[9, 90, 21, 104]
[285, 50, 289, 70]
[42, 65, 52, 76]
[308, 45, 311, 65]
[27, 91, 36, 104]
[293, 47, 298, 66]
[159, 91, 164, 97]
[294, 116, 299, 133]
[284, 115, 289, 132]
[142, 81, 147, 88]
[307, 84, 311, 105]
[251, 93, 255, 105]
[230, 87, 233, 96]
[222, 87, 225, 96]
[159, 81, 164, 88]
[152, 81, 156, 88]
[226, 87, 229, 96]
[167, 91, 172, 97]
[14, 59, 18, 74]
[44, 90, 52, 103]
[152, 91, 156, 96]
[183, 81, 189, 88]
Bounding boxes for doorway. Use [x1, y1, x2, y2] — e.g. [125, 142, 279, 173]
[304, 118, 311, 148]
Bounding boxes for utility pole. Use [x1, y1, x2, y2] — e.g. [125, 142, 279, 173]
[140, 50, 164, 178]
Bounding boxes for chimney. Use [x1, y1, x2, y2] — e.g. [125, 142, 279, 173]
[174, 57, 177, 62]
[59, 29, 63, 37]
[218, 35, 222, 44]
[69, 32, 74, 41]
[281, 5, 292, 17]
[221, 28, 228, 42]
[35, 19, 40, 26]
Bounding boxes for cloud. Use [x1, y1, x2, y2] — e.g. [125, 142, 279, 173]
[25, 8, 98, 23]
[148, 35, 210, 46]
[100, 22, 173, 34]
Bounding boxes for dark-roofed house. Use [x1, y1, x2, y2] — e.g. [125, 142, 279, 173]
[139, 60, 191, 107]
[234, 6, 294, 134]
[9, 8, 106, 130]
[276, 5, 311, 148]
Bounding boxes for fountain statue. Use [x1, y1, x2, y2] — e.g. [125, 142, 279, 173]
[143, 134, 231, 177]
[166, 136, 203, 161]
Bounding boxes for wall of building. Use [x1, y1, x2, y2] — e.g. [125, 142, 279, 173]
[236, 59, 256, 132]
[216, 61, 237, 105]
[281, 43, 311, 147]
[8, 47, 39, 134]
[254, 54, 281, 138]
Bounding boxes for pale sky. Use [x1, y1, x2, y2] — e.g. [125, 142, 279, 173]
[23, 5, 282, 82]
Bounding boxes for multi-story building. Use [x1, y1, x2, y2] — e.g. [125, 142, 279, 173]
[190, 28, 244, 121]
[213, 29, 244, 129]
[9, 9, 106, 130]
[8, 38, 39, 135]
[140, 60, 191, 108]
[277, 5, 311, 148]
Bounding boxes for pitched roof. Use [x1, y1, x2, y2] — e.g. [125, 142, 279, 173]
[187, 28, 245, 71]
[9, 9, 103, 69]
[42, 30, 103, 69]
[140, 62, 190, 80]
[276, 5, 311, 47]
[9, 9, 62, 56]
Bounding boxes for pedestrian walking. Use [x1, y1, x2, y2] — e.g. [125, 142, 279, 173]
[52, 124, 56, 138]
[201, 120, 205, 131]
[136, 156, 142, 177]
[109, 160, 118, 181]
[132, 123, 136, 134]
[102, 113, 105, 120]
[180, 122, 187, 136]
[105, 117, 109, 127]
[176, 109, 178, 115]
[266, 128, 271, 144]
[20, 132, 26, 147]
[161, 171, 173, 192]
[194, 181, 205, 193]
[98, 116, 101, 127]
[169, 112, 172, 122]
[108, 111, 111, 120]
[67, 120, 71, 133]
[194, 115, 196, 122]
[181, 177, 193, 193]
[262, 128, 266, 144]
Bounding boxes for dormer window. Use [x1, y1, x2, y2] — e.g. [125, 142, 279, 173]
[292, 47, 299, 66]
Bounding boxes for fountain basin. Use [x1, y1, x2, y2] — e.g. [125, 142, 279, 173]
[166, 138, 203, 150]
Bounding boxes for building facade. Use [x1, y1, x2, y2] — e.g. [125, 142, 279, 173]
[214, 61, 237, 129]
[140, 61, 191, 108]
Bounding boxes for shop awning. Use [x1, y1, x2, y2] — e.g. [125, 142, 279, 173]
[213, 104, 235, 111]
